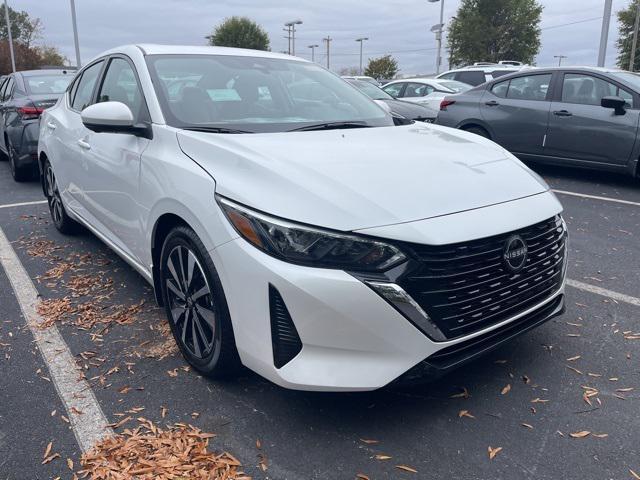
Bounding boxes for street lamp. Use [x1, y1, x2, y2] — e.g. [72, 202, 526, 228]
[3, 0, 16, 72]
[428, 0, 445, 74]
[553, 55, 567, 67]
[284, 20, 303, 56]
[69, 0, 81, 67]
[355, 37, 369, 75]
[308, 44, 319, 62]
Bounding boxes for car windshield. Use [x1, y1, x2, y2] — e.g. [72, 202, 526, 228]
[436, 80, 472, 93]
[146, 54, 392, 133]
[25, 74, 72, 95]
[348, 80, 393, 100]
[610, 71, 640, 92]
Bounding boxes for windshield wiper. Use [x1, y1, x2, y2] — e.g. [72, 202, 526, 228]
[182, 126, 254, 134]
[287, 121, 372, 132]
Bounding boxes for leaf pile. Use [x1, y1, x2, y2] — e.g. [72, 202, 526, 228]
[78, 419, 250, 479]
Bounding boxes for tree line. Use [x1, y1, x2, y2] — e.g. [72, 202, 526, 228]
[0, 4, 66, 75]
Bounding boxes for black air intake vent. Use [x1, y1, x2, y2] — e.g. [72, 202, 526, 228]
[269, 285, 303, 369]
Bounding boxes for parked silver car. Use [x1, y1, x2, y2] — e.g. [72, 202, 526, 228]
[436, 67, 640, 178]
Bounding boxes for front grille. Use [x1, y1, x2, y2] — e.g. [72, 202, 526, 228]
[398, 216, 566, 340]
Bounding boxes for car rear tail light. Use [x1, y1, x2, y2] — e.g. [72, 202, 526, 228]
[18, 106, 44, 119]
[440, 99, 456, 111]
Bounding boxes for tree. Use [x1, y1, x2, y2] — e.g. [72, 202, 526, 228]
[0, 4, 42, 47]
[206, 16, 270, 51]
[364, 55, 399, 81]
[447, 0, 543, 67]
[35, 45, 67, 67]
[617, 1, 640, 71]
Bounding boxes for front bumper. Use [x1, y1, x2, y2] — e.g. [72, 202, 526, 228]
[212, 231, 566, 392]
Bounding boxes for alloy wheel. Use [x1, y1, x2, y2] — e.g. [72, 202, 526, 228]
[45, 164, 64, 226]
[164, 245, 216, 359]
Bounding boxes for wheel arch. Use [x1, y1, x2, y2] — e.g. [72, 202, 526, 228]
[38, 151, 50, 197]
[457, 120, 493, 139]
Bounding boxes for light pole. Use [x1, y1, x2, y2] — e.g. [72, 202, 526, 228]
[554, 55, 567, 67]
[70, 0, 81, 67]
[355, 37, 368, 75]
[597, 0, 613, 67]
[428, 0, 445, 74]
[3, 0, 16, 73]
[284, 20, 302, 56]
[630, 3, 640, 71]
[323, 36, 332, 69]
[308, 44, 319, 62]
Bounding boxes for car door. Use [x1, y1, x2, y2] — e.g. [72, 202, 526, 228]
[81, 55, 151, 261]
[544, 72, 639, 166]
[397, 82, 433, 103]
[51, 59, 106, 218]
[479, 72, 553, 156]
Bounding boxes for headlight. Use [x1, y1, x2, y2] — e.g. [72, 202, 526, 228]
[217, 196, 407, 272]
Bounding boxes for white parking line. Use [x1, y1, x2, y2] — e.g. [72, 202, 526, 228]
[0, 226, 112, 452]
[552, 189, 640, 207]
[567, 279, 640, 307]
[0, 199, 48, 210]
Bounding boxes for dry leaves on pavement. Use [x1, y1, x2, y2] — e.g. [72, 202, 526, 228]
[487, 446, 503, 460]
[78, 419, 249, 479]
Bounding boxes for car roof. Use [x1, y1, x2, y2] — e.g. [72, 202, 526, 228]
[18, 69, 76, 76]
[118, 44, 304, 62]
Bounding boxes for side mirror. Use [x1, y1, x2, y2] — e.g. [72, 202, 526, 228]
[81, 101, 152, 138]
[601, 96, 627, 115]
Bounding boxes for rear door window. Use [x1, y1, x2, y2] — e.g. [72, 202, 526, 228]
[455, 71, 486, 86]
[403, 83, 434, 97]
[491, 80, 509, 98]
[1, 77, 15, 101]
[506, 74, 552, 101]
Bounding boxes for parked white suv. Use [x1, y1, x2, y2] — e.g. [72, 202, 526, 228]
[437, 63, 529, 86]
[38, 45, 567, 391]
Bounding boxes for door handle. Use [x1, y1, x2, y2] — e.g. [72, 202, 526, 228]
[77, 139, 91, 150]
[553, 110, 573, 117]
[46, 122, 56, 130]
[485, 100, 500, 107]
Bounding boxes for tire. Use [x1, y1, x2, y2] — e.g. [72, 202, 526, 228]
[43, 159, 79, 234]
[160, 226, 241, 378]
[464, 126, 490, 139]
[7, 137, 31, 182]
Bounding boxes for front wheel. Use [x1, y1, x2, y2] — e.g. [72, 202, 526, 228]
[43, 159, 79, 234]
[160, 226, 241, 378]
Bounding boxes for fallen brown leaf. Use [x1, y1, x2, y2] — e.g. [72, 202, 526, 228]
[375, 454, 392, 460]
[395, 465, 418, 473]
[360, 438, 379, 445]
[488, 446, 502, 460]
[569, 431, 590, 438]
[458, 410, 475, 419]
[501, 384, 511, 395]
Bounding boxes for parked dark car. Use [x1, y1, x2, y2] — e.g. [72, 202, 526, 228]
[0, 69, 74, 181]
[345, 78, 437, 122]
[436, 67, 640, 178]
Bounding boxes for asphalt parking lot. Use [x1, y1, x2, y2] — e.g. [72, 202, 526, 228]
[0, 159, 638, 480]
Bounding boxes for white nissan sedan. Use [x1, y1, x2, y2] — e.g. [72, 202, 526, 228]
[38, 45, 567, 391]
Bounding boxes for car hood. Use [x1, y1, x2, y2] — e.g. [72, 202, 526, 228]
[381, 99, 436, 120]
[177, 124, 549, 231]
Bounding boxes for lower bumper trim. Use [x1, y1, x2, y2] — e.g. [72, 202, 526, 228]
[392, 293, 565, 385]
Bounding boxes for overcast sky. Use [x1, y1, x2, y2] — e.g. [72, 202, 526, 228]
[13, 0, 632, 74]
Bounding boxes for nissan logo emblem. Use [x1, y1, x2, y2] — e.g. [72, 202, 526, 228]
[503, 235, 528, 273]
